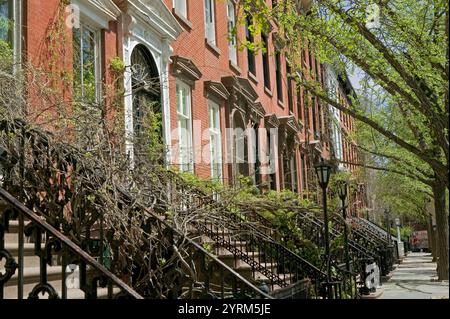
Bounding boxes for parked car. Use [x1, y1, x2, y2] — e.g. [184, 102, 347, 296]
[410, 230, 429, 252]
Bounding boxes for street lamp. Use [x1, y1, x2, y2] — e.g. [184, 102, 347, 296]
[315, 159, 332, 285]
[337, 180, 350, 273]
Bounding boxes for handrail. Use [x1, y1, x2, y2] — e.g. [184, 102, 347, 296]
[351, 218, 391, 245]
[0, 186, 144, 299]
[161, 173, 329, 282]
[116, 188, 273, 299]
[356, 218, 398, 243]
[0, 119, 273, 299]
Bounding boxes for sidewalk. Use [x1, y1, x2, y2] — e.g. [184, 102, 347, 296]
[379, 252, 449, 299]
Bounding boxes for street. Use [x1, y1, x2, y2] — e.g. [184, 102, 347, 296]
[379, 252, 449, 299]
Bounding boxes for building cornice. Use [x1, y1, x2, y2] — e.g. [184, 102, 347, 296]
[264, 113, 280, 128]
[204, 81, 230, 101]
[171, 55, 202, 86]
[126, 0, 183, 42]
[221, 76, 259, 105]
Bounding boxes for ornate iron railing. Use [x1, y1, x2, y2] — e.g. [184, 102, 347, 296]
[160, 176, 331, 299]
[0, 187, 143, 299]
[244, 205, 380, 297]
[0, 119, 272, 299]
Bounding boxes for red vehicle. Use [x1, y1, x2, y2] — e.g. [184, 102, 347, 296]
[410, 231, 429, 252]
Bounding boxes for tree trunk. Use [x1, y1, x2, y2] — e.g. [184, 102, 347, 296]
[432, 180, 449, 281]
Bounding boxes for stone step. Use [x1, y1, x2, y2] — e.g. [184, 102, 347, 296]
[3, 281, 121, 299]
[217, 251, 262, 268]
[1, 220, 32, 242]
[235, 263, 279, 280]
[198, 237, 255, 254]
[4, 243, 42, 267]
[2, 265, 119, 299]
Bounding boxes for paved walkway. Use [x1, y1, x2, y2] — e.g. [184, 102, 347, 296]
[380, 252, 449, 299]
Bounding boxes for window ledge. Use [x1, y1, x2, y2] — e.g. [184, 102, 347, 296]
[206, 40, 221, 56]
[172, 9, 192, 31]
[229, 61, 241, 75]
[248, 71, 258, 85]
[264, 86, 273, 97]
[277, 99, 285, 108]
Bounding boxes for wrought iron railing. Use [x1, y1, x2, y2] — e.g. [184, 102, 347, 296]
[243, 205, 379, 298]
[160, 176, 330, 298]
[350, 217, 397, 275]
[0, 187, 143, 299]
[0, 119, 272, 299]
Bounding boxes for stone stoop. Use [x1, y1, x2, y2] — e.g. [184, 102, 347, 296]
[195, 232, 294, 295]
[1, 213, 120, 299]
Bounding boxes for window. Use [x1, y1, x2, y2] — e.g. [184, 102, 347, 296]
[311, 96, 317, 133]
[173, 0, 187, 18]
[0, 0, 12, 45]
[253, 123, 261, 186]
[176, 81, 193, 172]
[267, 130, 277, 190]
[73, 23, 101, 103]
[246, 15, 255, 75]
[297, 88, 303, 122]
[275, 52, 283, 102]
[209, 100, 222, 180]
[205, 0, 216, 46]
[227, 1, 237, 65]
[282, 152, 291, 190]
[262, 33, 270, 89]
[290, 154, 298, 192]
[301, 154, 307, 191]
[305, 91, 311, 129]
[318, 102, 323, 135]
[287, 62, 293, 112]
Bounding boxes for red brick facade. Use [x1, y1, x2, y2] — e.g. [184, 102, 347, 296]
[9, 0, 364, 212]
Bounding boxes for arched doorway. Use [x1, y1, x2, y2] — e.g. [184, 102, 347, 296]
[130, 44, 163, 160]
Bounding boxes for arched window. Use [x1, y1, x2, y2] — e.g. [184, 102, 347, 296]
[130, 45, 162, 159]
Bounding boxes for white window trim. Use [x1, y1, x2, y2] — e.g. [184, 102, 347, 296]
[176, 80, 193, 172]
[204, 0, 216, 46]
[227, 1, 237, 64]
[0, 0, 22, 71]
[173, 0, 187, 18]
[74, 21, 102, 103]
[208, 100, 222, 180]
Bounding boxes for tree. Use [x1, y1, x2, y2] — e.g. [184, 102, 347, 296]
[237, 0, 448, 279]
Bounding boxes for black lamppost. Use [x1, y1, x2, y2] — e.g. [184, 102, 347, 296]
[315, 159, 332, 283]
[338, 180, 350, 273]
